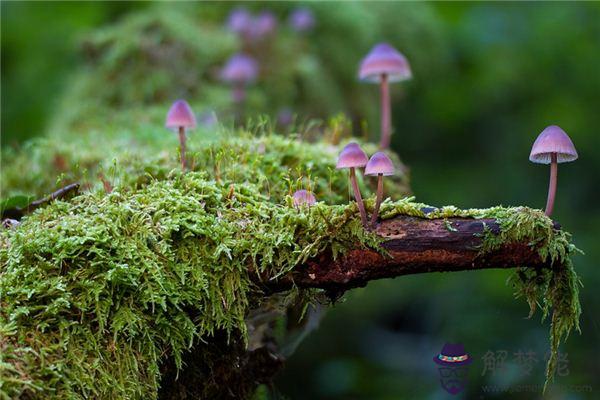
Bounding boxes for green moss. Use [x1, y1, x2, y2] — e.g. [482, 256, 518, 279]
[1, 124, 410, 202]
[0, 169, 379, 399]
[1, 175, 580, 398]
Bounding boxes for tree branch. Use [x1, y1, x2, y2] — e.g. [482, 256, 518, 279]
[266, 216, 561, 292]
[2, 183, 80, 220]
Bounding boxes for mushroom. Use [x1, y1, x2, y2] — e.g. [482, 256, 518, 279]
[226, 7, 252, 37]
[293, 190, 316, 208]
[165, 100, 197, 170]
[336, 143, 369, 227]
[289, 8, 315, 33]
[251, 11, 277, 40]
[220, 53, 259, 122]
[529, 125, 578, 216]
[359, 43, 412, 149]
[365, 151, 395, 227]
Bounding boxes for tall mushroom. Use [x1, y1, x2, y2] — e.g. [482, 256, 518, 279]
[220, 53, 259, 123]
[365, 151, 394, 227]
[165, 100, 197, 171]
[529, 125, 578, 216]
[336, 143, 369, 227]
[359, 43, 412, 149]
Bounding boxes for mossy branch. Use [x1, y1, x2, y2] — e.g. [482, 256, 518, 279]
[266, 216, 564, 293]
[0, 173, 580, 399]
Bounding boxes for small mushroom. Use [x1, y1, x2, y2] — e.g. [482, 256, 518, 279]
[336, 143, 369, 227]
[221, 53, 259, 122]
[251, 11, 278, 40]
[226, 7, 253, 36]
[289, 8, 315, 33]
[293, 190, 316, 208]
[529, 125, 578, 216]
[165, 100, 197, 171]
[365, 152, 395, 227]
[359, 43, 412, 149]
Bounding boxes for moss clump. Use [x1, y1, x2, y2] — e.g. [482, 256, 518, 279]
[0, 170, 381, 399]
[1, 126, 410, 202]
[1, 181, 580, 398]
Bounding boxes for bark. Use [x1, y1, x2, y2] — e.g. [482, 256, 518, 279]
[265, 215, 561, 293]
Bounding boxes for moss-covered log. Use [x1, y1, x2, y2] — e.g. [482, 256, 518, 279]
[0, 151, 581, 400]
[0, 174, 581, 399]
[269, 216, 563, 292]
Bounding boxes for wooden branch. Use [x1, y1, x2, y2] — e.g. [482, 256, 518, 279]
[2, 183, 80, 220]
[266, 216, 561, 293]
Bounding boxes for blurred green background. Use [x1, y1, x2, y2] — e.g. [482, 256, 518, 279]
[2, 1, 599, 399]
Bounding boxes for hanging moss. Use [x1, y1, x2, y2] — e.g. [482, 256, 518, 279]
[380, 199, 581, 389]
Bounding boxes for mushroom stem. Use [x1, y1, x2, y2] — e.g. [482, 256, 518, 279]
[371, 174, 384, 228]
[545, 152, 558, 216]
[380, 73, 391, 149]
[178, 126, 187, 171]
[349, 167, 368, 227]
[233, 84, 246, 125]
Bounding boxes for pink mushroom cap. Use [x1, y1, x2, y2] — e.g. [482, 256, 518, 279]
[293, 190, 316, 207]
[226, 8, 252, 34]
[359, 43, 412, 83]
[529, 125, 578, 164]
[289, 8, 315, 32]
[365, 152, 395, 176]
[251, 11, 278, 39]
[165, 100, 197, 130]
[220, 53, 259, 84]
[336, 142, 368, 169]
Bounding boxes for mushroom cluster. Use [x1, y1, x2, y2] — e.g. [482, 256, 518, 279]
[336, 143, 395, 228]
[158, 30, 578, 231]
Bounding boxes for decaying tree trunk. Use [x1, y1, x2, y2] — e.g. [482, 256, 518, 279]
[160, 214, 562, 398]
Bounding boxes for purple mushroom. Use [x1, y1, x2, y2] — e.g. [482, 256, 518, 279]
[221, 53, 258, 101]
[165, 100, 197, 171]
[359, 43, 412, 149]
[529, 125, 578, 216]
[251, 11, 278, 40]
[293, 189, 317, 208]
[289, 8, 315, 33]
[336, 142, 369, 227]
[221, 53, 258, 121]
[364, 152, 395, 227]
[277, 108, 294, 128]
[226, 8, 253, 36]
